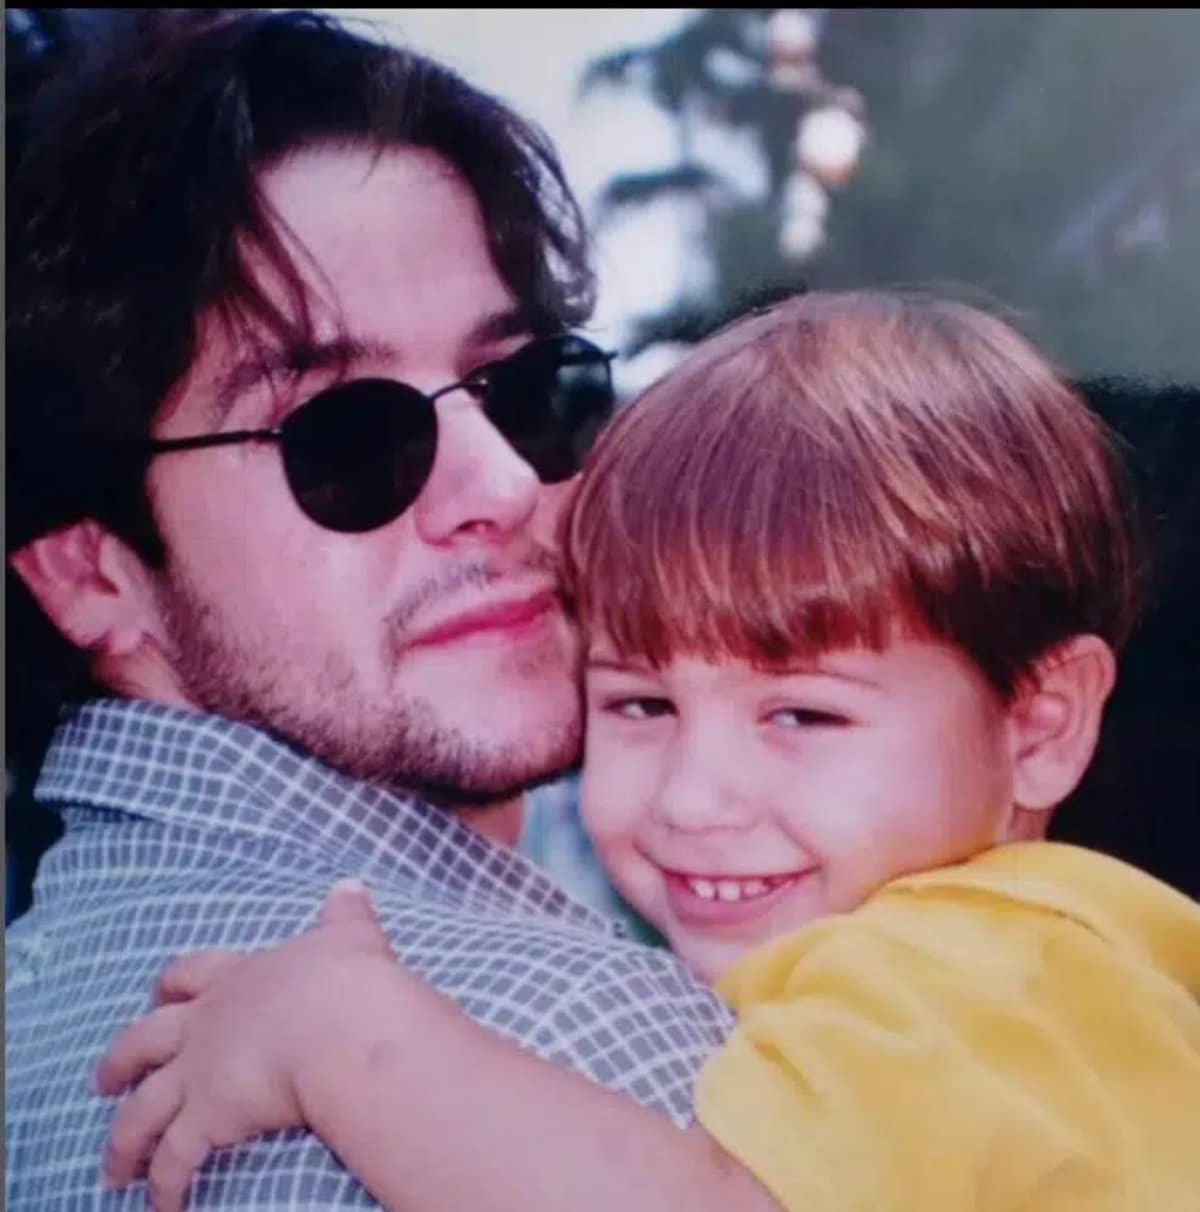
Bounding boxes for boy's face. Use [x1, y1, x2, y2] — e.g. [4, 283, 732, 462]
[581, 638, 1025, 983]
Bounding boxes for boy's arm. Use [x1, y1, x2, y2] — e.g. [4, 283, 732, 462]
[304, 958, 779, 1212]
[98, 882, 778, 1212]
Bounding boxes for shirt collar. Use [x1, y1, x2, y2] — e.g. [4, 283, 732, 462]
[36, 697, 618, 935]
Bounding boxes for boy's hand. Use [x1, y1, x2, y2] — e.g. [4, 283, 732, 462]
[94, 879, 395, 1212]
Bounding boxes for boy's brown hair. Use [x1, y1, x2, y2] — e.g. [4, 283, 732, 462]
[566, 290, 1141, 698]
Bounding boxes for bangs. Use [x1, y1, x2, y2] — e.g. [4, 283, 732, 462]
[565, 291, 1137, 693]
[566, 332, 924, 669]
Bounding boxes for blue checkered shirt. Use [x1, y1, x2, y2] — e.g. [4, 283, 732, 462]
[5, 698, 733, 1211]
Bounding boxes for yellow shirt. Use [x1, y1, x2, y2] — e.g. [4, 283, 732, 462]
[696, 842, 1200, 1211]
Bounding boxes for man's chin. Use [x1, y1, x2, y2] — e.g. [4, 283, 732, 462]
[401, 753, 581, 810]
[358, 679, 581, 806]
[408, 707, 582, 802]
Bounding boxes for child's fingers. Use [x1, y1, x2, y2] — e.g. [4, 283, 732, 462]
[317, 879, 395, 958]
[101, 1064, 183, 1188]
[94, 1003, 187, 1096]
[316, 877, 379, 928]
[153, 949, 242, 1006]
[146, 1113, 212, 1212]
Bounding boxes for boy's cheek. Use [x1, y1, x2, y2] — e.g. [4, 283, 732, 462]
[579, 765, 642, 850]
[578, 774, 615, 841]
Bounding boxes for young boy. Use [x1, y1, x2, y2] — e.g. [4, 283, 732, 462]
[95, 291, 1200, 1212]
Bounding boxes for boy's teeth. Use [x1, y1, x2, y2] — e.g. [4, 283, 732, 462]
[685, 876, 779, 902]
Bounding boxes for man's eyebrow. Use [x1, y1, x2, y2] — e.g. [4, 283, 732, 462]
[209, 310, 532, 424]
[210, 336, 394, 424]
[464, 307, 537, 348]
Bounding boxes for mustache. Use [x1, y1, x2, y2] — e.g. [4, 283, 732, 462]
[382, 544, 563, 636]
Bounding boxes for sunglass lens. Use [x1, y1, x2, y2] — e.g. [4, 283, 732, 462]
[486, 335, 614, 482]
[280, 380, 436, 533]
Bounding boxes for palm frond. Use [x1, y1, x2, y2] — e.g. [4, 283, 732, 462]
[594, 163, 732, 220]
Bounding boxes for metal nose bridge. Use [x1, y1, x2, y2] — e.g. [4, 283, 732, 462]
[427, 367, 490, 405]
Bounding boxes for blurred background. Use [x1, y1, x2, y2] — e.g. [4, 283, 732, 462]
[7, 9, 1199, 925]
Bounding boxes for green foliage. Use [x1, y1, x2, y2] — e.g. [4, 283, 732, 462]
[579, 9, 767, 115]
[595, 164, 731, 219]
[585, 9, 1200, 382]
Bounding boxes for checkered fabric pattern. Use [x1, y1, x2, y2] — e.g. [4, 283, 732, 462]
[6, 698, 733, 1211]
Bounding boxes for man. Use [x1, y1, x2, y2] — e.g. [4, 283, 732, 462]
[5, 11, 731, 1209]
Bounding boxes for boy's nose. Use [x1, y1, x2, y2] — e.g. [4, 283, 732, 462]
[649, 742, 758, 834]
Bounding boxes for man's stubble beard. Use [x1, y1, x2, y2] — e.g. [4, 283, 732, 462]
[154, 563, 583, 807]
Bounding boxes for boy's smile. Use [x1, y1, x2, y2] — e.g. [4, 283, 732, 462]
[581, 640, 1027, 983]
[661, 866, 819, 927]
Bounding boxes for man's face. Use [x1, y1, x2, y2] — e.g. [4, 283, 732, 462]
[581, 639, 1019, 982]
[143, 144, 583, 801]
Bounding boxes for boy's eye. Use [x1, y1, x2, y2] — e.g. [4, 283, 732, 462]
[605, 696, 674, 720]
[767, 707, 849, 729]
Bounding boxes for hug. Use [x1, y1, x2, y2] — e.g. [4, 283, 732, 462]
[8, 11, 1200, 1212]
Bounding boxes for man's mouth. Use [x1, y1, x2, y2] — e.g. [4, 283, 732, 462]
[407, 589, 559, 648]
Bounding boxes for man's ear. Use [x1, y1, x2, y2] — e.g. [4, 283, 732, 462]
[8, 520, 162, 659]
[1003, 635, 1117, 836]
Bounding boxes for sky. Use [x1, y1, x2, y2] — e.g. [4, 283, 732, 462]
[318, 9, 699, 390]
[323, 10, 688, 191]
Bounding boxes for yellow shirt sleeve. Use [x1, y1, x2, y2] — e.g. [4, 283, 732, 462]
[695, 842, 1200, 1212]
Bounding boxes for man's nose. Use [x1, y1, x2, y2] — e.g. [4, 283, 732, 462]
[411, 393, 541, 546]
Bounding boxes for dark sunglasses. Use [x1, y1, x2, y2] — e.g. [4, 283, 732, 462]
[144, 333, 616, 533]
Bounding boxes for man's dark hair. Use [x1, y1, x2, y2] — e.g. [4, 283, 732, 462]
[6, 8, 596, 754]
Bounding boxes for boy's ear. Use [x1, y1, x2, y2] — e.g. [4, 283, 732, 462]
[1004, 635, 1117, 835]
[8, 520, 162, 659]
